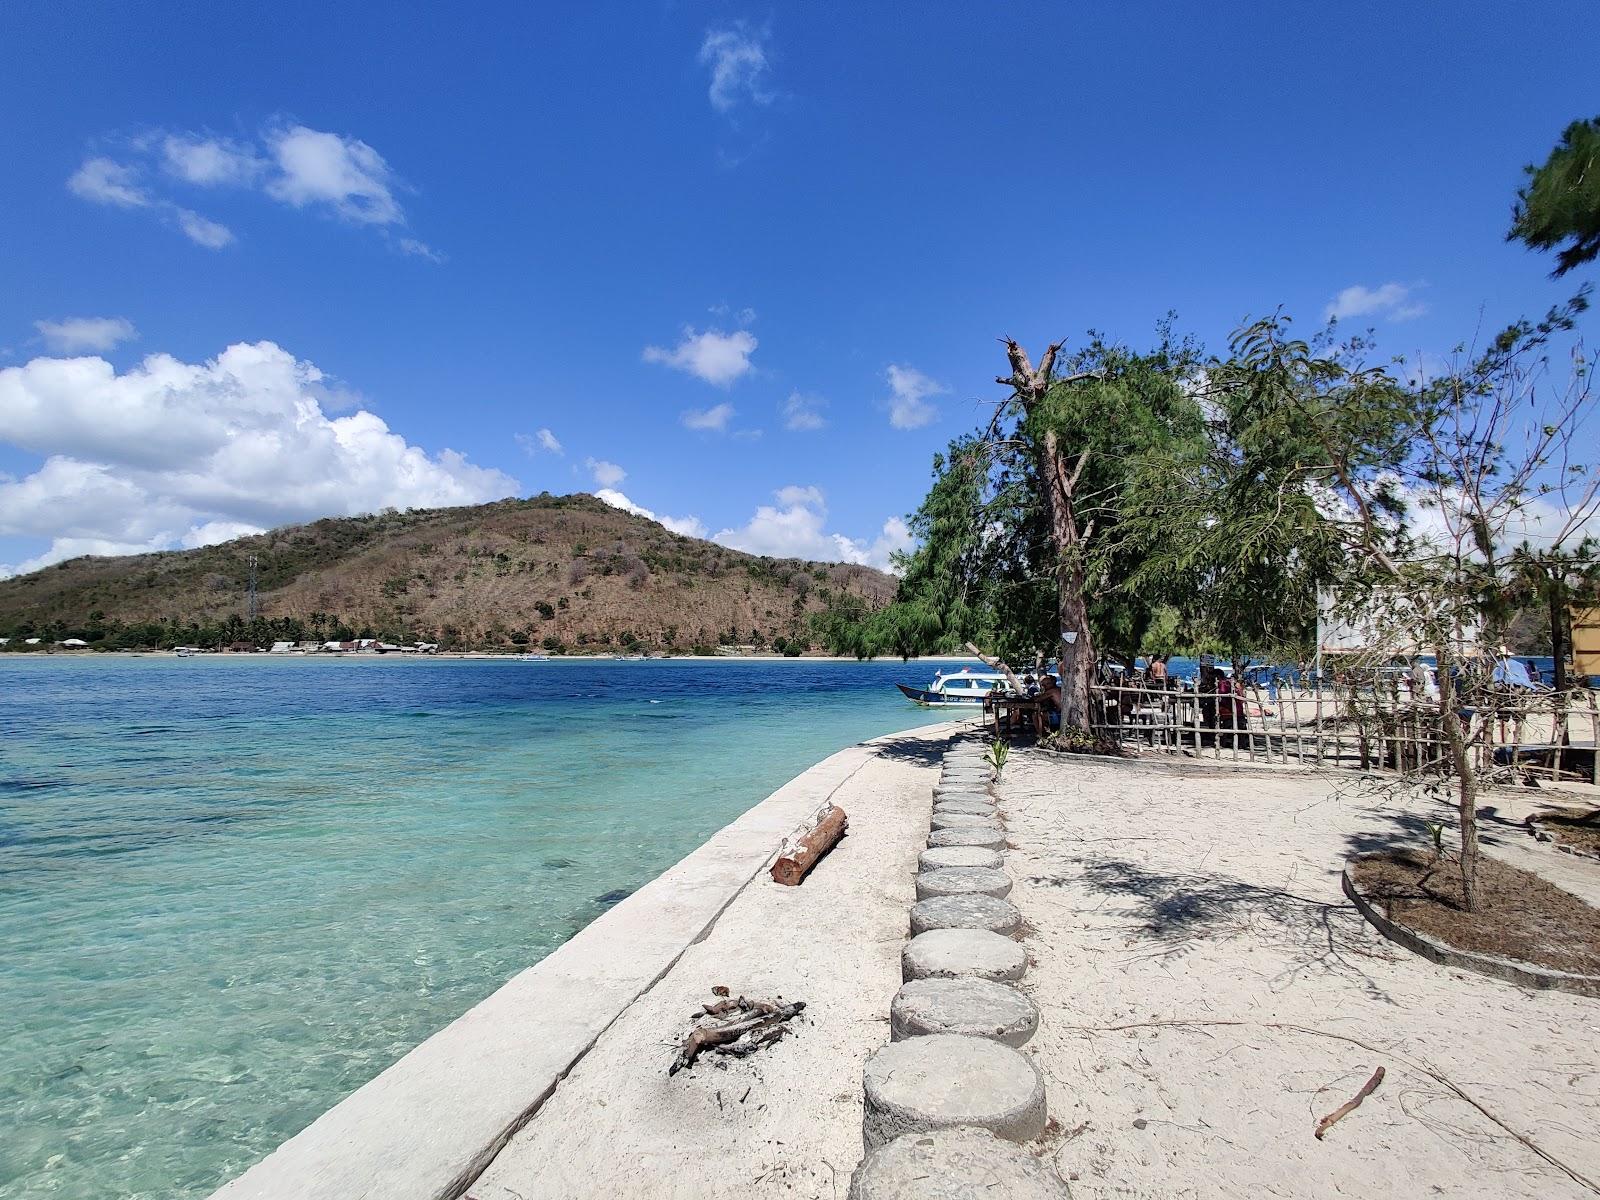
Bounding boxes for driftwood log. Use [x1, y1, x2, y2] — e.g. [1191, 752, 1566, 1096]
[770, 801, 848, 886]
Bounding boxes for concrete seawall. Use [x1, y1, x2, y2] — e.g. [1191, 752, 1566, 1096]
[211, 720, 964, 1200]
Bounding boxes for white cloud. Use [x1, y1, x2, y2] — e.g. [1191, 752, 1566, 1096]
[643, 327, 756, 387]
[68, 157, 150, 207]
[1325, 282, 1428, 323]
[67, 155, 234, 250]
[161, 135, 264, 187]
[593, 488, 707, 539]
[67, 123, 432, 255]
[782, 391, 827, 431]
[516, 428, 564, 456]
[682, 402, 735, 431]
[709, 303, 758, 326]
[180, 519, 266, 548]
[585, 457, 626, 487]
[264, 124, 402, 225]
[174, 208, 235, 248]
[699, 27, 774, 113]
[396, 237, 444, 262]
[774, 484, 824, 508]
[0, 341, 517, 575]
[886, 363, 945, 429]
[34, 317, 137, 353]
[712, 486, 913, 572]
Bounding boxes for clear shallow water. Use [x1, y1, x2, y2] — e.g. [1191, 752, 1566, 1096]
[0, 656, 944, 1200]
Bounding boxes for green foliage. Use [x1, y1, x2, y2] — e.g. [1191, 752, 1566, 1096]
[984, 739, 1008, 779]
[1510, 116, 1600, 276]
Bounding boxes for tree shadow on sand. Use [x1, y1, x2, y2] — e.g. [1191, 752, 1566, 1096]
[1030, 855, 1397, 1001]
[866, 733, 960, 767]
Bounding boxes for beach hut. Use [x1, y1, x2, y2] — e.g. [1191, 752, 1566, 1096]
[59, 638, 90, 648]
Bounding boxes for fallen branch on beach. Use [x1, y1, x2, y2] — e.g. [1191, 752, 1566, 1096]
[770, 802, 847, 886]
[670, 994, 807, 1074]
[1066, 1019, 1599, 1194]
[1314, 1065, 1384, 1139]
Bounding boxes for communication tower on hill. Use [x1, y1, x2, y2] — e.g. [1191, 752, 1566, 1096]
[246, 555, 259, 622]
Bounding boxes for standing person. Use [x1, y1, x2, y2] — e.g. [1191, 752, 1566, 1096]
[1198, 655, 1218, 747]
[1216, 672, 1238, 748]
[1149, 655, 1168, 686]
[1409, 655, 1430, 702]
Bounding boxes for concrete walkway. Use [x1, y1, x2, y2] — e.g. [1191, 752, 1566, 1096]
[466, 726, 955, 1200]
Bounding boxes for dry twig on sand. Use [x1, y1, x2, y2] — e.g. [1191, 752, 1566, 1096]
[1314, 1066, 1385, 1140]
[670, 995, 807, 1075]
[1066, 1019, 1600, 1195]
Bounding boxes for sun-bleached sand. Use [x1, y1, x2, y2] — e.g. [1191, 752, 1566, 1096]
[1002, 752, 1600, 1199]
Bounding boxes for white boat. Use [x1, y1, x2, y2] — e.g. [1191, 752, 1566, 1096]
[896, 669, 1010, 706]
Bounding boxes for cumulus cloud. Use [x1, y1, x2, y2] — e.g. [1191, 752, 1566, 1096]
[643, 327, 756, 387]
[34, 316, 137, 353]
[68, 157, 149, 207]
[161, 135, 264, 187]
[516, 428, 564, 456]
[264, 124, 402, 225]
[66, 122, 432, 255]
[585, 457, 627, 487]
[1325, 282, 1428, 323]
[782, 391, 827, 431]
[67, 155, 236, 248]
[682, 402, 735, 431]
[174, 208, 235, 248]
[594, 488, 708, 539]
[885, 363, 945, 429]
[699, 27, 774, 113]
[712, 486, 914, 572]
[0, 341, 517, 575]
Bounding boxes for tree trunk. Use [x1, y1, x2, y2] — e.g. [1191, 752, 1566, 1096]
[1435, 644, 1480, 912]
[1036, 427, 1095, 729]
[998, 339, 1099, 733]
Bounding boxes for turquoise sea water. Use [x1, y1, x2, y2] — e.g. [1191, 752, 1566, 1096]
[0, 656, 945, 1200]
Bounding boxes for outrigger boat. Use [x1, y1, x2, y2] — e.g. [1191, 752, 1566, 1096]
[895, 669, 1010, 706]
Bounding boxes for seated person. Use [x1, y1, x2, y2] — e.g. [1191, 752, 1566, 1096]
[1038, 675, 1062, 730]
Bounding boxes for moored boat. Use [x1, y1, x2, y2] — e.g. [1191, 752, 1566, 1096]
[895, 669, 1010, 706]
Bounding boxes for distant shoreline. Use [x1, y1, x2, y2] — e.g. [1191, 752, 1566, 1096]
[3, 650, 985, 664]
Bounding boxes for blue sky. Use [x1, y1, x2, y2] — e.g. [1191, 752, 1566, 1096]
[1, 2, 1595, 576]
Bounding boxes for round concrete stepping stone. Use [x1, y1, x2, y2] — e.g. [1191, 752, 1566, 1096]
[890, 978, 1040, 1046]
[930, 811, 1003, 832]
[861, 1034, 1046, 1150]
[940, 771, 990, 783]
[848, 1127, 1068, 1199]
[910, 893, 1021, 937]
[930, 798, 994, 817]
[927, 826, 1007, 851]
[933, 785, 991, 802]
[902, 927, 1027, 982]
[918, 846, 1003, 872]
[916, 866, 1013, 902]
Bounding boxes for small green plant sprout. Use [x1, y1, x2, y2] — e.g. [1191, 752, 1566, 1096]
[985, 739, 1009, 779]
[1425, 820, 1445, 861]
